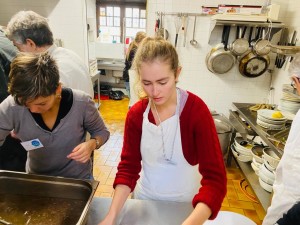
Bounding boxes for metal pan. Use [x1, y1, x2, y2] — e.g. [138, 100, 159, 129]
[206, 25, 236, 74]
[239, 27, 270, 78]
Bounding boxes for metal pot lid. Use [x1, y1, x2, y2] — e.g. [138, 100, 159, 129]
[214, 118, 232, 133]
[211, 53, 236, 74]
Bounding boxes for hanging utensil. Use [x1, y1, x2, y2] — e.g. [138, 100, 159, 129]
[174, 15, 181, 47]
[190, 16, 198, 47]
[156, 13, 169, 40]
[182, 15, 188, 47]
[229, 26, 249, 56]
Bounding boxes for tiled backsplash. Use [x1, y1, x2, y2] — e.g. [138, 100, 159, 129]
[146, 0, 292, 116]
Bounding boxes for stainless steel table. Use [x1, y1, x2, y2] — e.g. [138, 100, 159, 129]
[86, 197, 193, 225]
[91, 72, 100, 109]
[86, 197, 256, 225]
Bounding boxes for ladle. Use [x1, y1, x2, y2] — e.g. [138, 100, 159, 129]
[190, 16, 198, 46]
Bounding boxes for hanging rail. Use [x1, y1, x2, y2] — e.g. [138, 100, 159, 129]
[156, 11, 207, 17]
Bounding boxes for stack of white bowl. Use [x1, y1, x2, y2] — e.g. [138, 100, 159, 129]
[257, 109, 287, 130]
[230, 137, 253, 163]
[250, 145, 264, 176]
[258, 147, 280, 193]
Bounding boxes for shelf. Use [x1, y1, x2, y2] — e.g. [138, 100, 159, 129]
[208, 19, 285, 45]
[233, 157, 271, 211]
[232, 102, 285, 158]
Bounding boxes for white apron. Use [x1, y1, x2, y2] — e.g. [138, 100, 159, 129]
[263, 109, 300, 225]
[134, 90, 202, 202]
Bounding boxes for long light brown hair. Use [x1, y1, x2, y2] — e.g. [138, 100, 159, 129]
[132, 37, 180, 99]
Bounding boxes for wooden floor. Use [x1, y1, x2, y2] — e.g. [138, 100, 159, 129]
[93, 98, 266, 224]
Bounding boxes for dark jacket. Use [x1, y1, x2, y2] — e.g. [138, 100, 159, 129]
[123, 47, 137, 82]
[277, 202, 300, 225]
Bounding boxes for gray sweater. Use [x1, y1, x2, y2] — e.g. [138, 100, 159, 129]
[0, 90, 110, 179]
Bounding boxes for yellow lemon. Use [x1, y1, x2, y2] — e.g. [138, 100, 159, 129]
[271, 111, 283, 119]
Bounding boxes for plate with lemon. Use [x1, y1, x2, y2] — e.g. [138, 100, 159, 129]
[257, 109, 287, 121]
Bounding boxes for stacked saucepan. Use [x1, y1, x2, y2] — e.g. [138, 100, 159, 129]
[206, 25, 271, 77]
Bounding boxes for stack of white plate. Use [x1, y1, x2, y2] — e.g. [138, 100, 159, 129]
[279, 98, 300, 115]
[231, 137, 253, 163]
[257, 109, 287, 130]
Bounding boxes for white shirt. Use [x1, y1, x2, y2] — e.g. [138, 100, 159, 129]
[47, 44, 94, 98]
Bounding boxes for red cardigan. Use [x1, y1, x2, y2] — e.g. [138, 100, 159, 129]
[114, 91, 227, 219]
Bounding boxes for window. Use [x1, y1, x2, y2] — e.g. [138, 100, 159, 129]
[97, 2, 146, 44]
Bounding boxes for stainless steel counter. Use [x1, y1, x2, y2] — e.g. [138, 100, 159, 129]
[86, 197, 193, 225]
[232, 102, 286, 157]
[86, 197, 256, 225]
[97, 60, 124, 71]
[231, 102, 283, 211]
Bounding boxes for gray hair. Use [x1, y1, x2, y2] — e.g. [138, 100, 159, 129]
[6, 10, 53, 46]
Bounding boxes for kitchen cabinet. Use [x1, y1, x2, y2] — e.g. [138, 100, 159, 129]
[229, 102, 290, 211]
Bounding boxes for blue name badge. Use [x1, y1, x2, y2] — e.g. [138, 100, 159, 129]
[21, 138, 44, 151]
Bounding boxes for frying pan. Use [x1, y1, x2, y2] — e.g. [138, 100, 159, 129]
[206, 25, 236, 74]
[239, 27, 270, 78]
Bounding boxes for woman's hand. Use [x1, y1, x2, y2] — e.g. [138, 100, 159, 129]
[98, 214, 116, 225]
[67, 139, 95, 163]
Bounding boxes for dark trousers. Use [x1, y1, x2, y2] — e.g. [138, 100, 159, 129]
[0, 134, 27, 172]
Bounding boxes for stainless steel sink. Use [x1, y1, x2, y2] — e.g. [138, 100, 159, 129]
[0, 170, 99, 225]
[97, 59, 124, 71]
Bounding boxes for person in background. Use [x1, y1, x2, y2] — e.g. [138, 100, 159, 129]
[0, 26, 16, 102]
[99, 37, 226, 225]
[0, 52, 110, 179]
[6, 10, 94, 98]
[0, 26, 27, 171]
[123, 31, 146, 99]
[263, 55, 300, 225]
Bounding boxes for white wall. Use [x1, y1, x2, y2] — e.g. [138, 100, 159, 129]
[146, 0, 291, 116]
[48, 0, 89, 66]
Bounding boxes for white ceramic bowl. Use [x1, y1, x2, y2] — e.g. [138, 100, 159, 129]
[231, 144, 252, 162]
[234, 137, 253, 156]
[259, 177, 273, 193]
[263, 158, 276, 171]
[259, 164, 275, 185]
[251, 162, 260, 176]
[263, 147, 280, 168]
[251, 145, 264, 164]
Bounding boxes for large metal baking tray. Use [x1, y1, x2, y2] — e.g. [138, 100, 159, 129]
[0, 170, 99, 225]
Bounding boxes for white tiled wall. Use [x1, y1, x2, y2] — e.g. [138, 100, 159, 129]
[146, 0, 292, 116]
